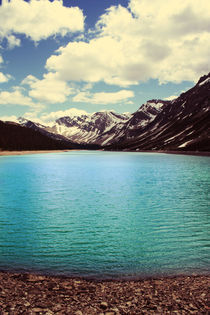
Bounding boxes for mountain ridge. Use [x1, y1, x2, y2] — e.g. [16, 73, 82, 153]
[1, 73, 210, 152]
[106, 73, 210, 151]
[0, 120, 100, 151]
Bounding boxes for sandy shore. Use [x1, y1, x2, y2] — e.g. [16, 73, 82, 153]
[0, 150, 73, 156]
[0, 272, 209, 314]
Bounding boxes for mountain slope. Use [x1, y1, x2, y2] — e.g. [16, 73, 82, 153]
[100, 100, 170, 145]
[106, 73, 210, 151]
[0, 121, 98, 151]
[54, 111, 131, 145]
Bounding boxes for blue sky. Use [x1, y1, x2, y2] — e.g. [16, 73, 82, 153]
[0, 0, 209, 124]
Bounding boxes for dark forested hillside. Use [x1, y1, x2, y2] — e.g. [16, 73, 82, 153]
[0, 120, 98, 151]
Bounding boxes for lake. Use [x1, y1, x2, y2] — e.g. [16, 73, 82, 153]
[0, 151, 209, 279]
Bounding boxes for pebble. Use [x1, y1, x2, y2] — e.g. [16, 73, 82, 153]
[110, 307, 120, 313]
[24, 301, 31, 307]
[0, 272, 208, 314]
[100, 302, 108, 309]
[32, 308, 43, 312]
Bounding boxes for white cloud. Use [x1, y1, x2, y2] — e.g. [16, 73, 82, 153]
[45, 0, 210, 86]
[0, 72, 11, 83]
[46, 35, 138, 87]
[164, 95, 178, 101]
[73, 90, 134, 104]
[0, 87, 42, 108]
[0, 114, 18, 122]
[21, 111, 46, 125]
[23, 73, 75, 104]
[0, 0, 84, 43]
[6, 34, 21, 49]
[21, 75, 38, 86]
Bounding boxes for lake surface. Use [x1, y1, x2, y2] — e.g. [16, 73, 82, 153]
[0, 151, 209, 279]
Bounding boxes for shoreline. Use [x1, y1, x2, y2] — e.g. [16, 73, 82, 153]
[0, 149, 210, 157]
[122, 149, 210, 157]
[0, 149, 74, 156]
[143, 150, 210, 157]
[0, 271, 209, 314]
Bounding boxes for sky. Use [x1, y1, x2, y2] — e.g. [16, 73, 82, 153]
[0, 0, 210, 124]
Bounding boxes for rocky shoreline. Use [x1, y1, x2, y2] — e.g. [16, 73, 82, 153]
[0, 272, 209, 314]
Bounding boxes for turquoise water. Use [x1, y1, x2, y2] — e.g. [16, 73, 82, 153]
[0, 151, 209, 279]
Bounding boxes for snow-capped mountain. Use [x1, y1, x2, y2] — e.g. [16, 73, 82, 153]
[90, 100, 169, 146]
[16, 116, 100, 150]
[107, 73, 210, 151]
[53, 110, 131, 145]
[17, 110, 131, 146]
[48, 101, 165, 147]
[15, 73, 210, 152]
[17, 117, 69, 142]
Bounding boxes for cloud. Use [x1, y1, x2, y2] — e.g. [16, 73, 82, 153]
[45, 0, 210, 86]
[0, 87, 42, 108]
[0, 108, 89, 125]
[21, 75, 38, 86]
[0, 72, 11, 83]
[0, 0, 84, 44]
[0, 114, 18, 122]
[40, 108, 89, 123]
[164, 95, 178, 101]
[22, 73, 75, 104]
[6, 34, 21, 49]
[46, 34, 139, 87]
[73, 90, 134, 104]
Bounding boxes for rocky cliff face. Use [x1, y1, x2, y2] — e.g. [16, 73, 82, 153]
[15, 73, 210, 152]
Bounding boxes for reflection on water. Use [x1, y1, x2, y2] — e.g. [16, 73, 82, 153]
[0, 151, 209, 279]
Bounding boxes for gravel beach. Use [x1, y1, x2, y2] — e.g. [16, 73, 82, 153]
[0, 272, 209, 314]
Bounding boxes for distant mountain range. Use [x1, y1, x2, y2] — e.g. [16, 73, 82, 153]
[1, 73, 209, 152]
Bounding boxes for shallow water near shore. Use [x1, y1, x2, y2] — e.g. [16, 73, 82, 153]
[0, 151, 209, 279]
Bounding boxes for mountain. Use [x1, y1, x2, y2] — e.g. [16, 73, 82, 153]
[17, 117, 100, 150]
[51, 103, 169, 146]
[18, 104, 166, 147]
[11, 73, 210, 152]
[0, 120, 98, 151]
[17, 111, 130, 146]
[54, 111, 131, 145]
[96, 100, 169, 146]
[106, 73, 210, 152]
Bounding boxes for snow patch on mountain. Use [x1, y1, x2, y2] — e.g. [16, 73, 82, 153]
[198, 77, 210, 86]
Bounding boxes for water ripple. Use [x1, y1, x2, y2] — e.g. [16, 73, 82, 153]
[0, 151, 209, 278]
